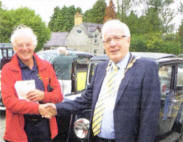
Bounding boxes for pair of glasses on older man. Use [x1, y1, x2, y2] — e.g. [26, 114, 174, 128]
[103, 35, 127, 44]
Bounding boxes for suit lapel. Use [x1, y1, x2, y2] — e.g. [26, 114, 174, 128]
[115, 61, 137, 106]
[93, 62, 108, 105]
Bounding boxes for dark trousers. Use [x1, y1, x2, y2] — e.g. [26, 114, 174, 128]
[94, 136, 115, 142]
[24, 118, 52, 142]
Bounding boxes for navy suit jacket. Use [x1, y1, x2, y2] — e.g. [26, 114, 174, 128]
[56, 56, 161, 142]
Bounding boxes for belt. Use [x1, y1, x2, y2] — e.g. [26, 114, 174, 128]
[95, 136, 115, 142]
[24, 115, 43, 124]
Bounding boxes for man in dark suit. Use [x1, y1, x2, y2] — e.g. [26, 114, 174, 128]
[41, 19, 161, 142]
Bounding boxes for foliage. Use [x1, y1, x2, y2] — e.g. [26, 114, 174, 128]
[103, 0, 116, 23]
[131, 33, 182, 54]
[0, 7, 50, 51]
[118, 8, 162, 35]
[115, 0, 182, 54]
[48, 5, 81, 32]
[83, 0, 106, 23]
[178, 21, 183, 49]
[0, 1, 2, 10]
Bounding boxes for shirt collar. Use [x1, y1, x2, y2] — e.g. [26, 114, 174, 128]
[107, 52, 130, 71]
[18, 56, 37, 71]
[117, 52, 130, 70]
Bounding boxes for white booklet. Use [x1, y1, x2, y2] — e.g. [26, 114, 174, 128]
[15, 80, 35, 101]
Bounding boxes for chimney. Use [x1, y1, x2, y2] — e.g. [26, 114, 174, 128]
[74, 12, 83, 26]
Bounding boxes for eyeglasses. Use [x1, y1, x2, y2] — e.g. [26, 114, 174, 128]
[103, 35, 127, 44]
[15, 42, 34, 49]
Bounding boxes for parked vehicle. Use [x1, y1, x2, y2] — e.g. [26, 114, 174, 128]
[37, 49, 59, 63]
[0, 45, 14, 111]
[37, 50, 94, 142]
[63, 52, 183, 142]
[37, 49, 93, 95]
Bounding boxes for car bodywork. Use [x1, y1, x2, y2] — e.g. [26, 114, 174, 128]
[37, 49, 93, 94]
[0, 46, 14, 110]
[63, 52, 183, 142]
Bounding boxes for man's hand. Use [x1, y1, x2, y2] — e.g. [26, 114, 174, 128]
[39, 103, 57, 119]
[27, 89, 44, 102]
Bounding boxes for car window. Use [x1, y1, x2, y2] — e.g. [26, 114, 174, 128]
[177, 64, 183, 86]
[159, 65, 172, 97]
[176, 64, 183, 97]
[76, 57, 91, 92]
[88, 62, 99, 84]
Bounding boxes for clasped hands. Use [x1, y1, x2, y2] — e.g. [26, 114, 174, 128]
[39, 103, 57, 119]
[25, 89, 57, 119]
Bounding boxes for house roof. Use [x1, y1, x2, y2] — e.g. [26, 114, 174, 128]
[82, 23, 102, 37]
[44, 32, 68, 48]
[44, 23, 102, 48]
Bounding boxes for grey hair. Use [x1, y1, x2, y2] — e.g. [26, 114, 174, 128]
[10, 25, 37, 46]
[101, 19, 131, 40]
[57, 47, 68, 55]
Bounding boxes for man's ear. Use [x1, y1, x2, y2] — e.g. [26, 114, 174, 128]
[13, 46, 17, 53]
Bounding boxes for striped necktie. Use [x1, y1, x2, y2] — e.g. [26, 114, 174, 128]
[92, 63, 119, 136]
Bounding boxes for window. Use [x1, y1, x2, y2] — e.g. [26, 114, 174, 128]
[159, 65, 172, 97]
[177, 64, 183, 86]
[77, 29, 82, 33]
[176, 64, 183, 96]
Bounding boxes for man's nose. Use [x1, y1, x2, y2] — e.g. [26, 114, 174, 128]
[22, 44, 27, 49]
[109, 39, 116, 46]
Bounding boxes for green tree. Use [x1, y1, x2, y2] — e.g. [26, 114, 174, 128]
[0, 1, 2, 10]
[83, 0, 106, 23]
[131, 32, 182, 54]
[117, 0, 178, 33]
[49, 5, 81, 32]
[141, 8, 162, 33]
[0, 7, 50, 51]
[178, 21, 183, 49]
[146, 0, 175, 33]
[117, 0, 131, 18]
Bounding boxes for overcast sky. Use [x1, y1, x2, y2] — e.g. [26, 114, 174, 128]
[1, 0, 182, 31]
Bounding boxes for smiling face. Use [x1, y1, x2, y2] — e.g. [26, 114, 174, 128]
[103, 28, 130, 63]
[13, 35, 36, 64]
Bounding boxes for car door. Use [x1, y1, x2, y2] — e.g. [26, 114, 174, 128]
[158, 62, 183, 140]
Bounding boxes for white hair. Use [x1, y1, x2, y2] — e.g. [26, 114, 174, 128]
[101, 19, 131, 40]
[10, 25, 37, 46]
[57, 47, 68, 55]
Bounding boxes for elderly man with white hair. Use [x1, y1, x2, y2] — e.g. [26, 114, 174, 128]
[42, 19, 161, 142]
[1, 25, 63, 142]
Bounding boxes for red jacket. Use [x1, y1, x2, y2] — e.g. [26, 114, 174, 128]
[1, 54, 63, 142]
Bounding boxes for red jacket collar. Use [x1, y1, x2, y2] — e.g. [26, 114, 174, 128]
[7, 53, 47, 72]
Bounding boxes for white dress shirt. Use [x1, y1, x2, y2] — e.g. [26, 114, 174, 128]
[98, 52, 130, 139]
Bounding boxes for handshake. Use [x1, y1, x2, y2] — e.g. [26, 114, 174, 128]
[39, 103, 57, 119]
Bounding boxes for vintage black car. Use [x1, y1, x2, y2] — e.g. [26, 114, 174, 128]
[61, 52, 183, 142]
[0, 44, 14, 110]
[37, 49, 93, 94]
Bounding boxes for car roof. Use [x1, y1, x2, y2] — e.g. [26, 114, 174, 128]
[37, 49, 93, 57]
[37, 49, 93, 62]
[69, 50, 93, 57]
[131, 52, 175, 59]
[0, 43, 12, 49]
[90, 52, 182, 64]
